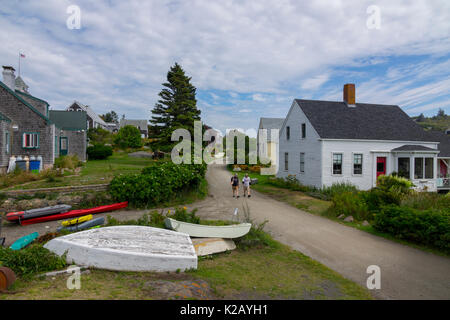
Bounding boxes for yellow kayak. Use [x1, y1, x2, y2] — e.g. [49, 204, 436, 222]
[61, 214, 93, 227]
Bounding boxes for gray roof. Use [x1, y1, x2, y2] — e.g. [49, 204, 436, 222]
[67, 101, 107, 127]
[425, 131, 450, 157]
[49, 110, 87, 131]
[259, 117, 284, 141]
[391, 145, 438, 152]
[295, 99, 436, 142]
[120, 119, 148, 131]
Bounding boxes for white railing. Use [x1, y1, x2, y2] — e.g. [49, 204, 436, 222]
[437, 177, 450, 188]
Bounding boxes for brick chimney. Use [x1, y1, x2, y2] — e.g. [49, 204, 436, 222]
[2, 66, 16, 90]
[343, 83, 355, 105]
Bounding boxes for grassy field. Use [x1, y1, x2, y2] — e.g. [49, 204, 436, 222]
[1, 229, 372, 300]
[3, 152, 154, 191]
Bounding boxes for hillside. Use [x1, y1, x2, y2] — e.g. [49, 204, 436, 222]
[411, 109, 449, 132]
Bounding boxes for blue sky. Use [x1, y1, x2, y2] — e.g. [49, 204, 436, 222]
[1, 0, 449, 137]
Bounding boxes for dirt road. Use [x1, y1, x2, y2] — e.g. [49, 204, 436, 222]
[189, 164, 450, 300]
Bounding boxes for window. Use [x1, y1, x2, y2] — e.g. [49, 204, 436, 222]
[414, 157, 434, 179]
[286, 126, 290, 140]
[425, 158, 434, 179]
[5, 132, 9, 154]
[398, 158, 410, 178]
[300, 152, 305, 173]
[414, 158, 423, 179]
[284, 152, 289, 171]
[301, 123, 306, 139]
[353, 154, 363, 175]
[22, 133, 39, 148]
[333, 153, 342, 175]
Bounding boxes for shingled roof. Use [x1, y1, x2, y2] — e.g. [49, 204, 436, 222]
[259, 117, 284, 141]
[49, 110, 87, 131]
[425, 130, 450, 157]
[294, 99, 436, 142]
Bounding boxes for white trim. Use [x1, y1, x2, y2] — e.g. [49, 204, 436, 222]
[319, 138, 440, 144]
[331, 152, 344, 176]
[351, 152, 364, 176]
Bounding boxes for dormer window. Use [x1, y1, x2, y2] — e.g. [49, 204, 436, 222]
[301, 123, 306, 139]
[286, 126, 290, 140]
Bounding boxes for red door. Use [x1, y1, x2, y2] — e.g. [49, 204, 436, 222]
[376, 157, 386, 178]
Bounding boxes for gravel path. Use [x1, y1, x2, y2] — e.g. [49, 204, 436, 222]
[188, 164, 450, 300]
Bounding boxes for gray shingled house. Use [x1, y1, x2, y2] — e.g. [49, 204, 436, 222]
[257, 117, 284, 172]
[0, 65, 87, 173]
[119, 119, 149, 138]
[277, 83, 444, 192]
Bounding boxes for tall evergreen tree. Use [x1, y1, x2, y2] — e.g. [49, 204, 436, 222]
[150, 63, 201, 149]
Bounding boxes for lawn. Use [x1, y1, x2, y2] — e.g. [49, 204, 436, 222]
[1, 227, 372, 300]
[3, 152, 154, 191]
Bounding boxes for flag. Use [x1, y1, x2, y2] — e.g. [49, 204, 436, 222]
[20, 53, 25, 58]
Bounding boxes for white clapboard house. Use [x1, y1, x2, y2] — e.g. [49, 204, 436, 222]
[276, 84, 446, 192]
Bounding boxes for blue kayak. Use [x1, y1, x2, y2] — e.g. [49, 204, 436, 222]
[10, 232, 39, 250]
[57, 217, 105, 232]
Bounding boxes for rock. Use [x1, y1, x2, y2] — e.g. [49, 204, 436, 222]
[362, 220, 370, 226]
[337, 214, 345, 219]
[129, 151, 153, 158]
[343, 216, 354, 222]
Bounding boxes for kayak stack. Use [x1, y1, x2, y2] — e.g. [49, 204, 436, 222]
[58, 215, 105, 232]
[6, 202, 128, 226]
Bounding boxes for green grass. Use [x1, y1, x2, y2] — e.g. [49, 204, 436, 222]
[4, 152, 154, 191]
[1, 225, 372, 300]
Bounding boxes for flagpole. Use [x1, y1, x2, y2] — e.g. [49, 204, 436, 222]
[18, 52, 21, 77]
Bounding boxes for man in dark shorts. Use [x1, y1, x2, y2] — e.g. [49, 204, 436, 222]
[231, 173, 240, 198]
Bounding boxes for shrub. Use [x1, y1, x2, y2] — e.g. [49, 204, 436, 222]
[0, 244, 67, 278]
[373, 205, 450, 251]
[87, 144, 113, 160]
[88, 127, 113, 145]
[400, 192, 450, 211]
[320, 182, 359, 200]
[330, 191, 370, 221]
[54, 155, 81, 169]
[377, 175, 414, 194]
[109, 162, 207, 207]
[114, 125, 143, 149]
[266, 176, 311, 192]
[171, 207, 200, 224]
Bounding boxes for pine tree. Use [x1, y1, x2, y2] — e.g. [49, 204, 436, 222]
[150, 63, 201, 149]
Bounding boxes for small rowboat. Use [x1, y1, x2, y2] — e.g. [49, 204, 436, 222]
[44, 226, 197, 272]
[165, 218, 251, 238]
[6, 205, 72, 222]
[57, 217, 105, 232]
[10, 232, 39, 250]
[19, 202, 128, 226]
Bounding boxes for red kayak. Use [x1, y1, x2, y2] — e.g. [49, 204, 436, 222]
[19, 202, 128, 226]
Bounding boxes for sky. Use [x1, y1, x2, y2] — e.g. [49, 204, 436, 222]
[1, 0, 449, 137]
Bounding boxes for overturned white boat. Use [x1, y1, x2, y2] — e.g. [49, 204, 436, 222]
[165, 218, 251, 238]
[44, 226, 197, 272]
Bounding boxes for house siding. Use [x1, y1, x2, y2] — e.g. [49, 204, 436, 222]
[0, 85, 54, 168]
[0, 121, 12, 171]
[277, 101, 322, 188]
[321, 140, 439, 190]
[59, 129, 87, 161]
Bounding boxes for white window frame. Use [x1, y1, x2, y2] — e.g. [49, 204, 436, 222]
[352, 153, 363, 176]
[22, 132, 39, 149]
[332, 152, 343, 176]
[300, 152, 305, 173]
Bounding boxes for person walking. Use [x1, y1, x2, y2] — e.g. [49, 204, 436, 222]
[242, 173, 251, 198]
[231, 173, 240, 198]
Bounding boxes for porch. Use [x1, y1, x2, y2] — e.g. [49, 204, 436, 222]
[437, 158, 450, 190]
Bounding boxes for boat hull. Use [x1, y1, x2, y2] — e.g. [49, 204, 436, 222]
[57, 217, 105, 232]
[165, 218, 251, 238]
[10, 232, 39, 250]
[20, 202, 128, 226]
[44, 226, 197, 272]
[192, 238, 236, 256]
[6, 205, 72, 222]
